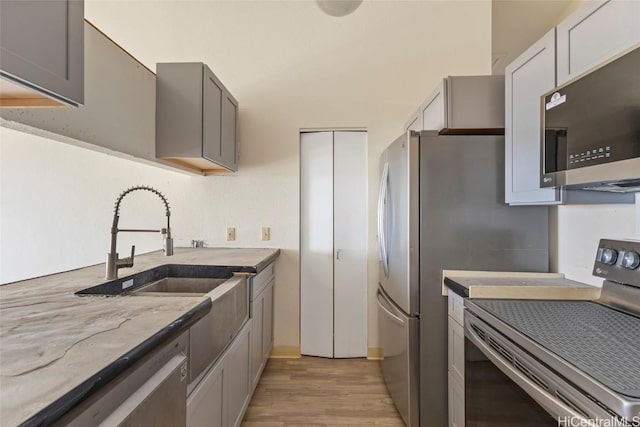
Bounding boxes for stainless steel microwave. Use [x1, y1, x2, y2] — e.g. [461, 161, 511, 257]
[541, 45, 640, 192]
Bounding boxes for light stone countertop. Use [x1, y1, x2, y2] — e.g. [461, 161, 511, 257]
[441, 269, 601, 300]
[0, 247, 279, 426]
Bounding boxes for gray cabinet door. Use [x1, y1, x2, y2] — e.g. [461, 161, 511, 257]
[448, 371, 465, 427]
[187, 358, 224, 427]
[225, 323, 251, 427]
[505, 29, 561, 205]
[404, 108, 420, 132]
[262, 281, 274, 359]
[420, 81, 445, 131]
[203, 67, 223, 164]
[556, 0, 640, 85]
[221, 92, 238, 170]
[0, 0, 84, 105]
[250, 297, 264, 389]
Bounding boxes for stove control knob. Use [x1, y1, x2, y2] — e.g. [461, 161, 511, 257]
[621, 251, 640, 270]
[601, 248, 618, 265]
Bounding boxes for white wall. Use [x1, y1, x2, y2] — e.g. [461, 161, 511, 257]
[0, 1, 492, 352]
[552, 196, 640, 286]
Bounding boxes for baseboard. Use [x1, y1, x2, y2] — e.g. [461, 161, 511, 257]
[270, 346, 380, 360]
[269, 345, 301, 359]
[367, 347, 382, 360]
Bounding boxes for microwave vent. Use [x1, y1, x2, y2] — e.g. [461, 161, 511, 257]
[580, 179, 640, 193]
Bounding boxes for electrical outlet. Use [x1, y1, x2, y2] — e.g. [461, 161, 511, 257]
[226, 227, 236, 241]
[261, 227, 271, 241]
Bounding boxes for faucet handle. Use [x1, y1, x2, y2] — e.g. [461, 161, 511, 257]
[118, 245, 135, 268]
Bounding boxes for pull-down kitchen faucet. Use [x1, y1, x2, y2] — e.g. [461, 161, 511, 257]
[106, 185, 173, 280]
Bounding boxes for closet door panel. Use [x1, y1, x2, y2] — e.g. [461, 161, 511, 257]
[300, 132, 334, 357]
[333, 131, 368, 358]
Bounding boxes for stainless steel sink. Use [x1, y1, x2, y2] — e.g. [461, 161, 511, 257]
[133, 277, 228, 296]
[75, 264, 241, 297]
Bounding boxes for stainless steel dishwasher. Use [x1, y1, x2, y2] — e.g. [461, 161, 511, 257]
[58, 332, 189, 427]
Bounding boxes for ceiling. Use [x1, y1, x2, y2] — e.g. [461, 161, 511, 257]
[492, 0, 582, 74]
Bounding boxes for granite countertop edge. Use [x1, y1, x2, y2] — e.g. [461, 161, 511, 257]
[444, 277, 470, 298]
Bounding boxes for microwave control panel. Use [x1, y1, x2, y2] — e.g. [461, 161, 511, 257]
[568, 146, 612, 167]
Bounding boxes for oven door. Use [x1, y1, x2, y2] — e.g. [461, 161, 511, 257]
[464, 311, 602, 426]
[464, 338, 556, 426]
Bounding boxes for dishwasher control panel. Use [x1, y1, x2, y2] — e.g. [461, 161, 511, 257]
[593, 239, 640, 287]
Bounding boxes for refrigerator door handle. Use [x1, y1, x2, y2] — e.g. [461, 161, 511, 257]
[377, 162, 390, 275]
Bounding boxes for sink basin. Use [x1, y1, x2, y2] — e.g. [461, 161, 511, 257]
[133, 277, 228, 295]
[76, 264, 238, 296]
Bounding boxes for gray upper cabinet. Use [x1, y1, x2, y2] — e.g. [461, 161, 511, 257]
[221, 93, 238, 171]
[403, 109, 420, 132]
[202, 67, 224, 165]
[405, 76, 504, 133]
[505, 29, 560, 205]
[556, 0, 640, 86]
[505, 2, 635, 206]
[0, 0, 84, 107]
[156, 62, 239, 173]
[420, 80, 446, 131]
[437, 76, 504, 132]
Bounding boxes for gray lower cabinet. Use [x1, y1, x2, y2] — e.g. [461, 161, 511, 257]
[226, 324, 252, 427]
[156, 62, 239, 173]
[250, 264, 275, 391]
[187, 352, 224, 427]
[187, 264, 275, 427]
[447, 292, 465, 427]
[187, 321, 252, 427]
[448, 371, 465, 427]
[0, 0, 84, 107]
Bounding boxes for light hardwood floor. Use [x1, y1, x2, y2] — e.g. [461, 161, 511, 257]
[241, 357, 405, 426]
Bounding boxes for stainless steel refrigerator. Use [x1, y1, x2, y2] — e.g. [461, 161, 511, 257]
[377, 130, 549, 426]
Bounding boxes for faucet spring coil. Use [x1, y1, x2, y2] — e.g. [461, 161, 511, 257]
[113, 185, 171, 217]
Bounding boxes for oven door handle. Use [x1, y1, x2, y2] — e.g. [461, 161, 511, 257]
[465, 317, 595, 425]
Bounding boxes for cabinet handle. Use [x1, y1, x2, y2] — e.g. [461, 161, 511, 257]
[336, 250, 341, 260]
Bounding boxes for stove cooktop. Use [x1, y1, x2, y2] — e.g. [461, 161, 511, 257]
[473, 299, 640, 399]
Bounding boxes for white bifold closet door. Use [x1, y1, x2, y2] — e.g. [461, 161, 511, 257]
[300, 131, 367, 358]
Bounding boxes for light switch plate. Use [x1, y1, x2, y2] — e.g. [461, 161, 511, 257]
[226, 227, 236, 241]
[261, 227, 271, 241]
